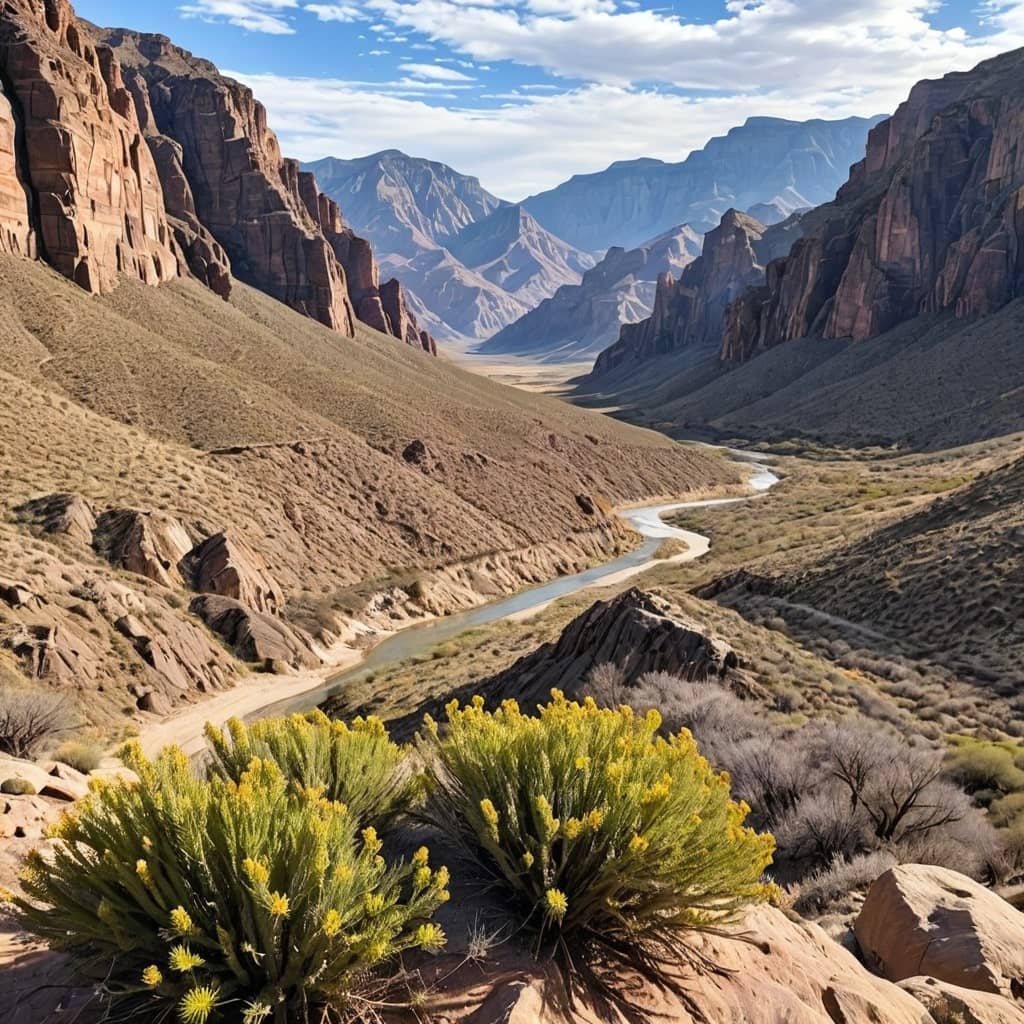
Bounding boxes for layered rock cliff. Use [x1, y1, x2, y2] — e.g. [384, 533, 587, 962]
[721, 47, 1024, 362]
[594, 210, 802, 374]
[0, 0, 432, 351]
[0, 0, 178, 291]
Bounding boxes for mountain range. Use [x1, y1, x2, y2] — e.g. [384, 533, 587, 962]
[578, 46, 1024, 451]
[306, 115, 879, 350]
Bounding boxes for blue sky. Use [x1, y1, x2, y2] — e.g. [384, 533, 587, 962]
[74, 1, 1024, 198]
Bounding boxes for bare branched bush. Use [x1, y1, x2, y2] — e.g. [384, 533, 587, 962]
[793, 851, 898, 915]
[586, 661, 626, 706]
[0, 687, 76, 758]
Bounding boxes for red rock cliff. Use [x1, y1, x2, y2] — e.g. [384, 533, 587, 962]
[0, 0, 178, 292]
[721, 47, 1024, 361]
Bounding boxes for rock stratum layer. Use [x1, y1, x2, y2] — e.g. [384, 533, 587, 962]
[0, 0, 432, 351]
[721, 46, 1024, 362]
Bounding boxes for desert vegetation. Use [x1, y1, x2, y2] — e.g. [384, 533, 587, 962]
[0, 685, 76, 758]
[419, 692, 774, 999]
[586, 667, 1006, 909]
[8, 698, 779, 1022]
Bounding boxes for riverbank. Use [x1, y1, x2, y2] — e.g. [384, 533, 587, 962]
[133, 452, 776, 758]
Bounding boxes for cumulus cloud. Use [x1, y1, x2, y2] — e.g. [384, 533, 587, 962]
[178, 0, 298, 34]
[399, 61, 476, 80]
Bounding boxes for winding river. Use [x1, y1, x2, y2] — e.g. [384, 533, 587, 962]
[251, 450, 779, 722]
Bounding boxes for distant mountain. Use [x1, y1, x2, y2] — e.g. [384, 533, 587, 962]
[522, 116, 885, 253]
[479, 224, 702, 361]
[306, 151, 507, 258]
[306, 152, 593, 344]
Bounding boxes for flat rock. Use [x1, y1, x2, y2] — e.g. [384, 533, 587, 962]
[900, 976, 1024, 1024]
[855, 864, 1024, 999]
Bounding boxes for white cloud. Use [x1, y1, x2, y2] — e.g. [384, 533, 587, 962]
[305, 3, 362, 21]
[178, 0, 298, 33]
[399, 61, 476, 80]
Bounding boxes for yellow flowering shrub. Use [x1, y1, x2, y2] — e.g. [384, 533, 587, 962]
[421, 691, 775, 975]
[205, 710, 414, 828]
[12, 744, 448, 1024]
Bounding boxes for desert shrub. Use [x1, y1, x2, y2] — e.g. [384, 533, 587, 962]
[989, 791, 1024, 829]
[793, 850, 897, 916]
[0, 686, 76, 758]
[12, 744, 449, 1024]
[53, 740, 103, 774]
[947, 741, 1024, 796]
[420, 691, 774, 992]
[205, 710, 415, 828]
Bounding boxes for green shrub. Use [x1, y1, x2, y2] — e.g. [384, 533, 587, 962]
[12, 743, 449, 1024]
[205, 711, 415, 828]
[420, 691, 775, 989]
[947, 741, 1024, 795]
[1, 776, 36, 796]
[53, 740, 103, 774]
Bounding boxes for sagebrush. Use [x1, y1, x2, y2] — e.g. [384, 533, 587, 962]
[12, 743, 449, 1024]
[205, 710, 415, 828]
[420, 691, 775, 991]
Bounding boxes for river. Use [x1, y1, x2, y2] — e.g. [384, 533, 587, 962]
[250, 449, 779, 722]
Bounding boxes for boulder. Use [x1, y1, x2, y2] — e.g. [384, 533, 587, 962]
[899, 976, 1024, 1024]
[0, 756, 86, 801]
[181, 531, 284, 615]
[190, 595, 317, 668]
[92, 508, 195, 587]
[12, 493, 96, 546]
[0, 577, 43, 611]
[855, 864, 1024, 999]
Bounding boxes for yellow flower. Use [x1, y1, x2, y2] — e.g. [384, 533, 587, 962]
[168, 944, 205, 972]
[242, 858, 269, 887]
[170, 907, 194, 935]
[268, 892, 290, 918]
[416, 923, 446, 952]
[587, 809, 605, 831]
[521, 851, 535, 869]
[414, 866, 432, 890]
[412, 846, 430, 867]
[142, 964, 163, 987]
[361, 826, 381, 853]
[574, 756, 590, 770]
[364, 893, 386, 916]
[629, 834, 649, 854]
[367, 939, 390, 962]
[563, 817, 584, 840]
[544, 888, 568, 921]
[479, 798, 500, 839]
[322, 909, 342, 938]
[135, 859, 153, 885]
[179, 984, 219, 1024]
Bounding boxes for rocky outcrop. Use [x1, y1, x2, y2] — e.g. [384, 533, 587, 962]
[190, 594, 316, 668]
[721, 48, 1024, 361]
[0, 0, 178, 292]
[180, 531, 284, 615]
[92, 508, 194, 587]
[480, 224, 702, 360]
[855, 864, 1024, 999]
[474, 589, 746, 710]
[594, 211, 802, 374]
[899, 976, 1024, 1024]
[12, 493, 96, 546]
[521, 115, 883, 252]
[0, 79, 34, 258]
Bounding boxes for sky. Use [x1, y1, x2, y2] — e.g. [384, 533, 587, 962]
[74, 0, 1024, 199]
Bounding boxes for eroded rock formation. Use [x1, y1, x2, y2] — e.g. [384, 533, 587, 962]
[595, 211, 802, 374]
[0, 0, 432, 350]
[0, 0, 178, 291]
[190, 595, 317, 669]
[721, 48, 1024, 361]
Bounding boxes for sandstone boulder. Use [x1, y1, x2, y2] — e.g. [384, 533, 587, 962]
[181, 531, 284, 615]
[190, 595, 317, 668]
[12, 493, 96, 546]
[900, 976, 1024, 1024]
[93, 508, 195, 587]
[855, 864, 1024, 999]
[0, 756, 86, 801]
[0, 577, 43, 611]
